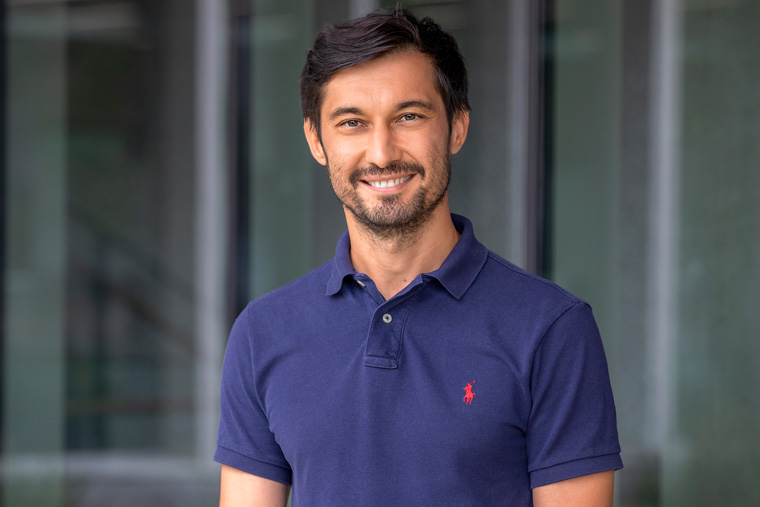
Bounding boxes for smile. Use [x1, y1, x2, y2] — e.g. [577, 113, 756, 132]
[364, 175, 412, 189]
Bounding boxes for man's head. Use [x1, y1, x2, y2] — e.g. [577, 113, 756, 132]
[300, 8, 470, 133]
[301, 8, 470, 243]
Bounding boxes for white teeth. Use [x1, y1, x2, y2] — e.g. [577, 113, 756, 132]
[367, 175, 412, 188]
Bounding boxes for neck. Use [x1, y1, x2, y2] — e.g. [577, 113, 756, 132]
[346, 200, 460, 300]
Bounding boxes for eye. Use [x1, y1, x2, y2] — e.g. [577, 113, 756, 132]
[340, 119, 362, 129]
[400, 113, 419, 122]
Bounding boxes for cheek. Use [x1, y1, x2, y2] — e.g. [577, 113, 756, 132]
[325, 153, 357, 191]
[419, 136, 450, 167]
[321, 136, 362, 168]
[325, 150, 350, 176]
[407, 126, 449, 159]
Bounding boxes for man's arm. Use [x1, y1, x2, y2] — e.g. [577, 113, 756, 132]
[532, 470, 614, 507]
[219, 465, 291, 507]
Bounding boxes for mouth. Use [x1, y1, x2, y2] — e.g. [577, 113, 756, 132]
[363, 175, 413, 189]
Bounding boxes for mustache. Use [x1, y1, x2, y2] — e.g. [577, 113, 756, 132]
[349, 162, 425, 187]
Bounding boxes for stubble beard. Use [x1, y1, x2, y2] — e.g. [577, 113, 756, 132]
[329, 155, 452, 245]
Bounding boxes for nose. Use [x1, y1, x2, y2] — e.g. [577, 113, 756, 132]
[365, 124, 401, 168]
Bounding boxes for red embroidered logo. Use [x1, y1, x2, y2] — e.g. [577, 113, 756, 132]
[463, 381, 476, 405]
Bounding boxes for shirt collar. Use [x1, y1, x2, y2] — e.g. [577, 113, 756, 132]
[426, 214, 489, 299]
[325, 214, 489, 300]
[325, 230, 355, 296]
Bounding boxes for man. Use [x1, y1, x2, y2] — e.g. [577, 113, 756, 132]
[216, 8, 622, 507]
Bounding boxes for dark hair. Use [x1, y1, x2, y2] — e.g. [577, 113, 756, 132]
[300, 7, 470, 131]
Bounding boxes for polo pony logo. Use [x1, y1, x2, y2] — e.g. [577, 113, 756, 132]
[463, 381, 476, 405]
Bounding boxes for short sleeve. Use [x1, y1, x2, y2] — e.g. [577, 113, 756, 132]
[214, 303, 292, 484]
[526, 302, 622, 488]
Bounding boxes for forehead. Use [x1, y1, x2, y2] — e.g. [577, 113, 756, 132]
[320, 51, 443, 115]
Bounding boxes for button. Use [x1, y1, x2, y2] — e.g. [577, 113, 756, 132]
[356, 279, 366, 287]
[382, 313, 392, 324]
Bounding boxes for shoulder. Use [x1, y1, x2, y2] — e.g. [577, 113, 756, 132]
[230, 259, 334, 336]
[248, 259, 333, 311]
[475, 250, 588, 316]
[227, 259, 335, 354]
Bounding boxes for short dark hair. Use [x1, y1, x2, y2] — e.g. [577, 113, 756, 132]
[300, 7, 470, 131]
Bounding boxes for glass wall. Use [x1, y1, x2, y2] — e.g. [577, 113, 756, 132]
[551, 0, 760, 505]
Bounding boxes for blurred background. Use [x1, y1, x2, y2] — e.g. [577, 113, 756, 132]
[1, 0, 758, 505]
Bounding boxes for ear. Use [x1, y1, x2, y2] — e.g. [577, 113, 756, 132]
[449, 110, 470, 155]
[304, 120, 328, 166]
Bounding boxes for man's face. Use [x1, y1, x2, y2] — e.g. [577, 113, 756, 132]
[304, 50, 468, 239]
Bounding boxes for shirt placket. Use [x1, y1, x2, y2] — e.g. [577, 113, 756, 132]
[352, 274, 423, 369]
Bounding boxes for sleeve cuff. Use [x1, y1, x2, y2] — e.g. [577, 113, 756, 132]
[530, 452, 623, 489]
[214, 446, 293, 485]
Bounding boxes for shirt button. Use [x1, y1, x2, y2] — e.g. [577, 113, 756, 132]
[356, 279, 366, 287]
[382, 313, 392, 324]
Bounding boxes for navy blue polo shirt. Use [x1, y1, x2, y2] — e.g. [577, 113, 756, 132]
[215, 214, 622, 506]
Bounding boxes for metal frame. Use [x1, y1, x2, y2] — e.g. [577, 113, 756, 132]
[507, 0, 554, 277]
[228, 0, 252, 320]
[0, 0, 6, 461]
[195, 0, 229, 461]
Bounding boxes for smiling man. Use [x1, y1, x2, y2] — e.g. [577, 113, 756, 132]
[216, 8, 622, 507]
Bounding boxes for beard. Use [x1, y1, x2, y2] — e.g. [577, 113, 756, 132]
[329, 154, 452, 241]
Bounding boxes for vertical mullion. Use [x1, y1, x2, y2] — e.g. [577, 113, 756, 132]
[195, 0, 229, 461]
[537, 0, 555, 279]
[647, 0, 681, 473]
[507, 0, 554, 277]
[507, 0, 530, 271]
[0, 0, 7, 463]
[229, 0, 252, 320]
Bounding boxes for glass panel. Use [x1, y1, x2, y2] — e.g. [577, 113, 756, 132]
[4, 2, 67, 504]
[3, 0, 223, 504]
[248, 0, 319, 298]
[551, 0, 760, 505]
[671, 1, 760, 504]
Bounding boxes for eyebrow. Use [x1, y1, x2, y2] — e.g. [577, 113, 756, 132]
[396, 100, 436, 112]
[328, 107, 364, 121]
[328, 100, 437, 121]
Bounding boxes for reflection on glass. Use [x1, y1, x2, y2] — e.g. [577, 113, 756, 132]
[65, 0, 196, 454]
[4, 0, 219, 505]
[551, 1, 760, 505]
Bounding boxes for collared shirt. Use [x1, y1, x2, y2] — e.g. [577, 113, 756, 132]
[215, 214, 622, 506]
